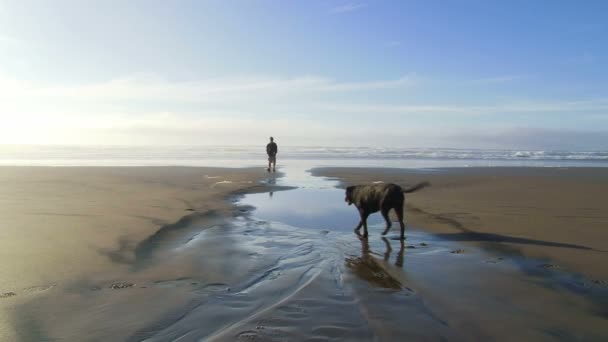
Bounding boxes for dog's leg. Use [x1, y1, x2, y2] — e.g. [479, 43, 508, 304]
[354, 208, 365, 234]
[381, 237, 392, 261]
[354, 208, 370, 237]
[395, 204, 406, 240]
[360, 212, 369, 238]
[354, 219, 363, 233]
[381, 207, 392, 235]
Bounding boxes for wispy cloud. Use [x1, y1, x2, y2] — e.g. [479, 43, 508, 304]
[330, 2, 366, 14]
[0, 73, 414, 103]
[445, 127, 608, 150]
[2, 71, 605, 146]
[320, 99, 608, 116]
[0, 72, 417, 144]
[3, 72, 605, 118]
[468, 74, 528, 84]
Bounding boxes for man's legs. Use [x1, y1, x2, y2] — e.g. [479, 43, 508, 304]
[267, 156, 276, 172]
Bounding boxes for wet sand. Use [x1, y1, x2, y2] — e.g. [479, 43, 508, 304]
[3, 166, 608, 341]
[0, 166, 272, 341]
[313, 167, 608, 279]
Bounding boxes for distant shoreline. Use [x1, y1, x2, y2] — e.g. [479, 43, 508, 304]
[1, 145, 607, 168]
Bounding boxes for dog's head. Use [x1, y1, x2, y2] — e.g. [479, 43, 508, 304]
[345, 186, 355, 205]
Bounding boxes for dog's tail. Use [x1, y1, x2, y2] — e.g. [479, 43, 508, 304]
[403, 181, 431, 193]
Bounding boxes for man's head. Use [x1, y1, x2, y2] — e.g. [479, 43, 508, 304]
[270, 137, 274, 142]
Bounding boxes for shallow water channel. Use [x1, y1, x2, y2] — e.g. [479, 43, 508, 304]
[229, 167, 608, 341]
[127, 166, 607, 341]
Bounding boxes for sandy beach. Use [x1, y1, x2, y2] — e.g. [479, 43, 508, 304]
[1, 165, 607, 341]
[0, 166, 271, 340]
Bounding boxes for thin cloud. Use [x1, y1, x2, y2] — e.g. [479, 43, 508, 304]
[316, 76, 413, 91]
[320, 99, 608, 116]
[1, 73, 414, 103]
[3, 71, 606, 147]
[330, 3, 366, 14]
[468, 75, 528, 84]
[446, 127, 608, 150]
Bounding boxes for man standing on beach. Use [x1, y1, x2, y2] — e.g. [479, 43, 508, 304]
[266, 137, 278, 172]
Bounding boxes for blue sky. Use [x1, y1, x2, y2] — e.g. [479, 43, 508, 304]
[0, 0, 606, 149]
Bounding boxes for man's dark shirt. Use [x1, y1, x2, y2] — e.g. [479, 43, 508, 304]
[266, 142, 278, 156]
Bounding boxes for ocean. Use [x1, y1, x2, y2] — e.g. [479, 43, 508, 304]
[1, 145, 607, 168]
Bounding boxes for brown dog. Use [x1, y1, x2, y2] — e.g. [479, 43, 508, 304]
[345, 182, 430, 239]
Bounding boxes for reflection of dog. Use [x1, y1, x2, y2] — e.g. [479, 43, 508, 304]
[345, 182, 430, 239]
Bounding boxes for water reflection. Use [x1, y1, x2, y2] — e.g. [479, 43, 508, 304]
[265, 174, 277, 198]
[382, 237, 405, 267]
[242, 187, 373, 232]
[345, 236, 404, 289]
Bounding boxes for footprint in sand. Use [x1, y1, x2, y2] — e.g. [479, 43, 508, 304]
[153, 277, 195, 289]
[22, 284, 56, 293]
[109, 282, 135, 289]
[213, 180, 233, 186]
[485, 257, 504, 263]
[192, 282, 230, 294]
[237, 325, 285, 341]
[237, 330, 260, 341]
[0, 284, 56, 298]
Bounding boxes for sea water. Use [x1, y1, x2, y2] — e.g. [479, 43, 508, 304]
[1, 145, 607, 167]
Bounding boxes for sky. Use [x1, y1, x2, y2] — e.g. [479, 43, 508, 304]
[0, 0, 607, 149]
